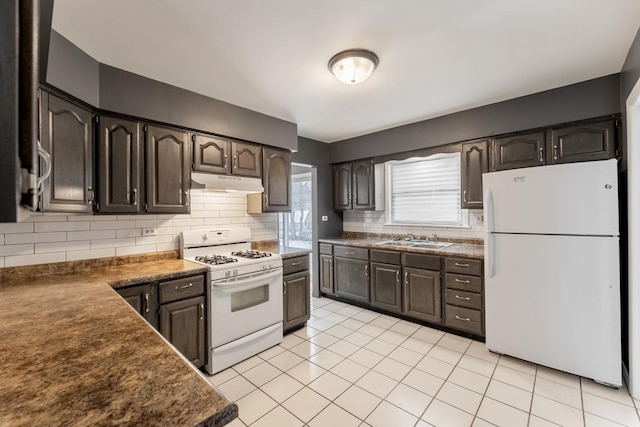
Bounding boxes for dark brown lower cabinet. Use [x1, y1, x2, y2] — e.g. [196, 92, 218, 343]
[319, 254, 334, 295]
[403, 267, 441, 323]
[334, 257, 369, 304]
[116, 283, 158, 329]
[370, 262, 402, 314]
[160, 296, 206, 368]
[283, 271, 310, 332]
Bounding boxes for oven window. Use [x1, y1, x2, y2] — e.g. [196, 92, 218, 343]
[231, 284, 270, 312]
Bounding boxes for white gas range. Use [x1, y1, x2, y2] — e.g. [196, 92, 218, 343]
[180, 228, 283, 375]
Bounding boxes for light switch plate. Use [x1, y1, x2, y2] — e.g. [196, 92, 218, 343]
[321, 216, 328, 222]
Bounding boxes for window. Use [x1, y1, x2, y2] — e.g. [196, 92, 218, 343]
[385, 152, 462, 226]
[278, 171, 312, 248]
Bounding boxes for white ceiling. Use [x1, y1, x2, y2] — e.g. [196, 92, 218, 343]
[52, 0, 640, 143]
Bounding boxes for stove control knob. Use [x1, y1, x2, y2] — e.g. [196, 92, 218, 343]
[225, 271, 230, 277]
[202, 233, 208, 240]
[233, 269, 238, 275]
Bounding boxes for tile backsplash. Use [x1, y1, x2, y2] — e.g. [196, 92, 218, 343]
[0, 190, 278, 268]
[343, 210, 485, 240]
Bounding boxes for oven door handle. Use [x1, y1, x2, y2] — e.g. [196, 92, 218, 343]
[212, 269, 282, 293]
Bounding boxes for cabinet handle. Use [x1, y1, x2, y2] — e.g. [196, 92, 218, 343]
[291, 261, 302, 266]
[184, 191, 189, 206]
[463, 190, 467, 203]
[455, 315, 471, 322]
[223, 154, 228, 168]
[455, 295, 471, 301]
[199, 303, 204, 320]
[264, 194, 269, 206]
[454, 262, 470, 267]
[454, 278, 471, 284]
[87, 186, 95, 204]
[365, 265, 369, 278]
[553, 145, 558, 160]
[539, 147, 544, 163]
[354, 197, 358, 205]
[144, 293, 150, 313]
[233, 156, 237, 169]
[405, 271, 408, 285]
[396, 271, 400, 283]
[283, 282, 287, 294]
[176, 283, 193, 290]
[36, 141, 52, 193]
[131, 188, 137, 206]
[345, 251, 355, 255]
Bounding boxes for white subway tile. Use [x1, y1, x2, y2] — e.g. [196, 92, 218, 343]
[135, 219, 171, 228]
[117, 214, 156, 221]
[135, 235, 172, 245]
[189, 203, 204, 211]
[5, 252, 65, 267]
[171, 214, 192, 220]
[0, 234, 4, 245]
[67, 214, 112, 222]
[67, 230, 116, 241]
[35, 222, 90, 232]
[35, 241, 90, 253]
[156, 242, 179, 251]
[91, 238, 136, 249]
[173, 218, 204, 226]
[25, 214, 67, 222]
[6, 232, 54, 245]
[0, 257, 4, 268]
[117, 229, 142, 238]
[116, 244, 157, 256]
[0, 223, 34, 234]
[158, 226, 189, 236]
[0, 244, 34, 256]
[90, 220, 136, 230]
[67, 248, 116, 261]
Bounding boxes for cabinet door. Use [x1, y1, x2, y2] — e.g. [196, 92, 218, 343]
[548, 119, 617, 164]
[283, 271, 310, 332]
[40, 92, 93, 212]
[262, 147, 291, 212]
[145, 124, 190, 213]
[332, 163, 352, 210]
[334, 257, 369, 303]
[97, 116, 142, 213]
[319, 254, 334, 295]
[117, 283, 158, 329]
[403, 267, 441, 323]
[160, 296, 206, 368]
[461, 140, 489, 209]
[370, 262, 402, 314]
[353, 159, 374, 210]
[192, 134, 230, 174]
[491, 131, 545, 171]
[231, 141, 261, 177]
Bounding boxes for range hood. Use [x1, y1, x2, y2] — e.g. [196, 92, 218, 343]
[191, 172, 264, 193]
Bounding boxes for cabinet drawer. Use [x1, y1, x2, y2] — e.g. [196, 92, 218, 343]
[445, 257, 482, 276]
[445, 273, 483, 293]
[319, 243, 333, 255]
[402, 252, 441, 270]
[370, 249, 401, 265]
[445, 305, 483, 336]
[283, 255, 310, 275]
[445, 289, 482, 310]
[334, 246, 368, 260]
[159, 274, 205, 304]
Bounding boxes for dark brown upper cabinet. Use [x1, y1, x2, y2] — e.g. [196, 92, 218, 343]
[332, 162, 352, 210]
[231, 141, 262, 178]
[353, 159, 375, 210]
[490, 131, 545, 171]
[192, 134, 230, 174]
[40, 92, 93, 213]
[548, 119, 617, 164]
[248, 147, 291, 213]
[145, 124, 190, 214]
[461, 139, 489, 209]
[97, 115, 142, 213]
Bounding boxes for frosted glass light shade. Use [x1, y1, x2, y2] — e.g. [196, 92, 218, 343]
[328, 49, 379, 85]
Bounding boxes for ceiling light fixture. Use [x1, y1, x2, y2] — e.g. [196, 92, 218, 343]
[328, 49, 379, 85]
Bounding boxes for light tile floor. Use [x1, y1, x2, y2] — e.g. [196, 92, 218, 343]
[207, 297, 640, 427]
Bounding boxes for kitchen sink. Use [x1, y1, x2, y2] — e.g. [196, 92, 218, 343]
[376, 240, 454, 249]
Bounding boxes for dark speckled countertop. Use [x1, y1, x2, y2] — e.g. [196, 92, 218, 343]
[319, 235, 484, 259]
[0, 257, 237, 427]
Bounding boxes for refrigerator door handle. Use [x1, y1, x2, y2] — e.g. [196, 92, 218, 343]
[485, 189, 496, 278]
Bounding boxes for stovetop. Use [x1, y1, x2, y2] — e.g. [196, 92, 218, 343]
[231, 250, 273, 259]
[194, 255, 239, 265]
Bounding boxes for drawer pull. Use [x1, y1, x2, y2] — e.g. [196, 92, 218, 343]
[455, 315, 471, 322]
[455, 295, 471, 301]
[454, 262, 470, 267]
[345, 251, 355, 255]
[144, 293, 150, 313]
[396, 271, 400, 283]
[199, 303, 204, 320]
[176, 283, 193, 290]
[455, 278, 471, 284]
[291, 261, 302, 266]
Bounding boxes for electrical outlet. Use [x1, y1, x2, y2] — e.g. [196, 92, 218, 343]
[143, 228, 157, 236]
[474, 214, 484, 226]
[321, 216, 328, 222]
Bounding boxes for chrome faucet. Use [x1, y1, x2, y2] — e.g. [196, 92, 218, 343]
[429, 233, 439, 243]
[405, 233, 415, 241]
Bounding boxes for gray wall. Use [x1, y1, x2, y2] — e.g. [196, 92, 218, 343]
[46, 31, 99, 106]
[330, 74, 621, 163]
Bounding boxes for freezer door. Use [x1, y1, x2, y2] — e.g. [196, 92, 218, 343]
[485, 233, 621, 386]
[483, 159, 619, 236]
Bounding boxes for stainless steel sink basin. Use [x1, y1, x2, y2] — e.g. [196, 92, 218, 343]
[376, 240, 454, 249]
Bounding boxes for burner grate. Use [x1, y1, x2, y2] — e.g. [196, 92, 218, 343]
[231, 250, 272, 259]
[195, 255, 238, 265]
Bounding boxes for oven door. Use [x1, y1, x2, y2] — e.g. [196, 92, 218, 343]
[210, 267, 283, 348]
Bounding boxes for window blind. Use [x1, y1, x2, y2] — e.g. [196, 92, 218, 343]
[387, 152, 461, 225]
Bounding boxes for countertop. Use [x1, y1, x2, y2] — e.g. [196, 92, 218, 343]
[0, 258, 237, 427]
[252, 242, 312, 259]
[319, 236, 484, 260]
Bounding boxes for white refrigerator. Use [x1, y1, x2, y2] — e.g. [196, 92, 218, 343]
[483, 159, 621, 386]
